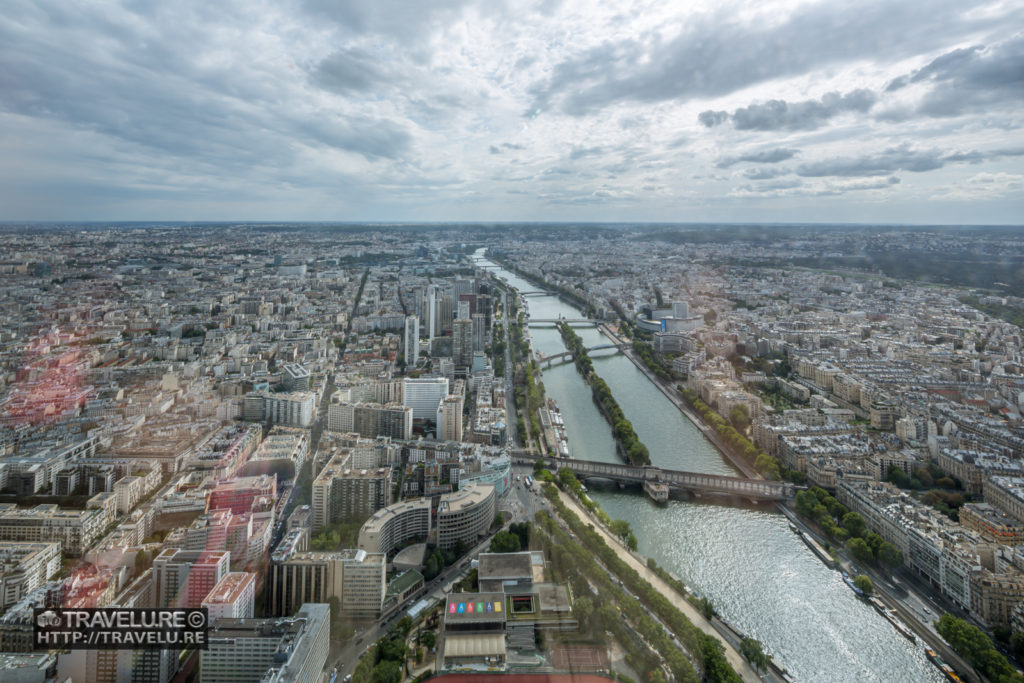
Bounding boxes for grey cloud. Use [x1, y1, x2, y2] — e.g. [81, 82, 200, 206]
[569, 145, 602, 160]
[490, 142, 525, 155]
[737, 179, 803, 192]
[743, 167, 789, 180]
[733, 90, 876, 130]
[698, 110, 728, 127]
[796, 146, 943, 177]
[704, 90, 876, 132]
[313, 48, 392, 94]
[884, 37, 1024, 117]
[717, 148, 798, 168]
[528, 0, 1015, 116]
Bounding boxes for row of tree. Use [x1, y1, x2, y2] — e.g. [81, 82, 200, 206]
[678, 387, 801, 482]
[540, 482, 742, 682]
[560, 323, 652, 466]
[632, 337, 673, 381]
[351, 616, 416, 683]
[795, 487, 904, 568]
[937, 613, 1024, 683]
[534, 508, 698, 683]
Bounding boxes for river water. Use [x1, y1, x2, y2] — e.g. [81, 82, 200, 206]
[477, 252, 942, 683]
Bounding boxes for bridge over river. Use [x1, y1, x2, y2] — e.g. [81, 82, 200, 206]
[511, 455, 797, 503]
[535, 342, 631, 367]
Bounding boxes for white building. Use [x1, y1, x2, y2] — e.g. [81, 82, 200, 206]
[403, 377, 449, 422]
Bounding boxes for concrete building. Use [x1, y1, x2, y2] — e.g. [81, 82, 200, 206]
[153, 548, 229, 608]
[282, 363, 311, 392]
[453, 318, 473, 367]
[202, 571, 256, 620]
[330, 402, 413, 441]
[244, 392, 315, 428]
[0, 542, 61, 611]
[405, 315, 420, 368]
[202, 603, 329, 683]
[403, 377, 449, 422]
[437, 483, 495, 551]
[0, 499, 113, 556]
[207, 474, 277, 515]
[311, 454, 392, 530]
[357, 498, 432, 555]
[438, 395, 464, 442]
[268, 546, 385, 619]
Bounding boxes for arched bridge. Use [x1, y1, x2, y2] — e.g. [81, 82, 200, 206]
[536, 342, 631, 367]
[515, 455, 796, 502]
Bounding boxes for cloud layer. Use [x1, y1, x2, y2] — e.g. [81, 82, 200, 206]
[0, 0, 1021, 223]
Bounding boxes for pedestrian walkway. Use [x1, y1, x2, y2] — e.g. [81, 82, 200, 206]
[556, 490, 762, 683]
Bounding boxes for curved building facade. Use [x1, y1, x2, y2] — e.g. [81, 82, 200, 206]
[437, 482, 495, 551]
[357, 498, 432, 555]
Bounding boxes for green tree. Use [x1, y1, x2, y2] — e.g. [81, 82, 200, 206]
[842, 512, 866, 539]
[420, 630, 437, 650]
[489, 531, 521, 553]
[739, 637, 772, 672]
[1010, 630, 1024, 659]
[854, 575, 873, 594]
[610, 519, 633, 541]
[847, 537, 874, 565]
[371, 660, 402, 683]
[729, 405, 750, 433]
[878, 542, 904, 568]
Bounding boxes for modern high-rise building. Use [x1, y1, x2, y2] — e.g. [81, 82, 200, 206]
[440, 294, 454, 334]
[438, 395, 464, 442]
[267, 545, 385, 619]
[152, 548, 229, 609]
[202, 571, 256, 621]
[311, 454, 392, 531]
[426, 285, 439, 343]
[453, 318, 473, 367]
[404, 315, 419, 367]
[472, 313, 486, 352]
[436, 483, 495, 550]
[201, 603, 329, 683]
[402, 377, 449, 422]
[457, 299, 470, 320]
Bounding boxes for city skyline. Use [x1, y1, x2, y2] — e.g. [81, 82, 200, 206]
[1, 0, 1022, 224]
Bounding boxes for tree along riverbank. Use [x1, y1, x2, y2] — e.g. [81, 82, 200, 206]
[558, 321, 651, 466]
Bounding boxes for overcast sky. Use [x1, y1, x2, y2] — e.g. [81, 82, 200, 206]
[1, 0, 1022, 224]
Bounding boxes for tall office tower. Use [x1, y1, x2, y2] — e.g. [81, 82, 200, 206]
[453, 278, 473, 300]
[438, 395, 464, 442]
[457, 299, 470, 320]
[404, 315, 419, 367]
[402, 377, 449, 421]
[440, 294, 454, 334]
[477, 293, 492, 328]
[153, 548, 230, 608]
[453, 319, 473, 367]
[472, 313, 486, 353]
[201, 603, 329, 683]
[426, 285, 439, 343]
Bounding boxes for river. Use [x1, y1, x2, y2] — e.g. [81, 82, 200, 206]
[476, 252, 942, 683]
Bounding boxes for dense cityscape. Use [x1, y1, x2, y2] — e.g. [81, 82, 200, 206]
[0, 223, 1019, 683]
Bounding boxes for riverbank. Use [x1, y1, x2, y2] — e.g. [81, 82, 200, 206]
[554, 488, 764, 683]
[598, 323, 759, 479]
[777, 505, 981, 683]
